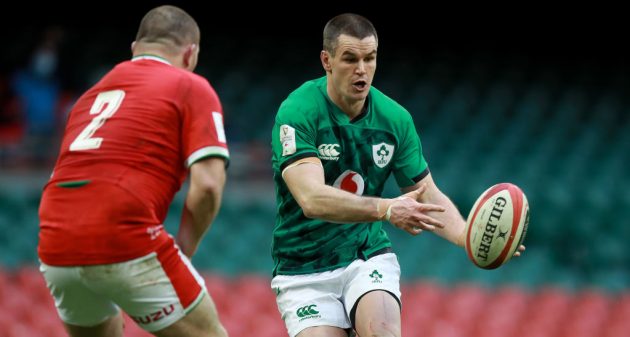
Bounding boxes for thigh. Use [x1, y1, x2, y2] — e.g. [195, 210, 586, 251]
[96, 248, 207, 333]
[153, 294, 227, 337]
[343, 253, 402, 326]
[272, 270, 351, 337]
[296, 326, 349, 337]
[64, 313, 124, 337]
[39, 262, 119, 328]
[354, 290, 401, 337]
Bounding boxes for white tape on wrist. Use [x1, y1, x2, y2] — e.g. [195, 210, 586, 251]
[385, 203, 393, 221]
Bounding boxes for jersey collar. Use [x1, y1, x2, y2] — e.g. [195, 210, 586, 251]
[321, 87, 371, 124]
[131, 54, 171, 65]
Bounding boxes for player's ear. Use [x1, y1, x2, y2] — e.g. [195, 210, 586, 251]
[320, 50, 332, 73]
[183, 43, 198, 70]
[131, 41, 136, 54]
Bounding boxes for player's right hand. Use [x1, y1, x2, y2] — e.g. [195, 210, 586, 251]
[387, 184, 446, 236]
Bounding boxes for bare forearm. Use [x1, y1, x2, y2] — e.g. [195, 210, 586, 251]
[185, 184, 222, 237]
[178, 185, 222, 256]
[284, 163, 448, 234]
[298, 184, 381, 223]
[177, 158, 226, 257]
[428, 191, 466, 246]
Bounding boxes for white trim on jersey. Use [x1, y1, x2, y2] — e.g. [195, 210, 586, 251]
[186, 146, 230, 167]
[132, 55, 172, 65]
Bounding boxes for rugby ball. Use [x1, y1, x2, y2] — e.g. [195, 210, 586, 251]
[465, 183, 529, 269]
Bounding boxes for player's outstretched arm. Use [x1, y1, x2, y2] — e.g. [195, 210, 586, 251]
[283, 159, 444, 232]
[400, 174, 526, 255]
[384, 184, 446, 235]
[401, 174, 467, 246]
[177, 157, 226, 257]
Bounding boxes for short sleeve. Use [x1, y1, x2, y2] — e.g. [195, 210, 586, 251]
[271, 99, 318, 173]
[392, 114, 429, 187]
[181, 76, 229, 167]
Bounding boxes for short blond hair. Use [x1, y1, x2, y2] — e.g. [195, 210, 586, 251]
[135, 5, 200, 48]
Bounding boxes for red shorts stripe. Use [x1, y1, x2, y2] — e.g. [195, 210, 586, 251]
[156, 242, 204, 309]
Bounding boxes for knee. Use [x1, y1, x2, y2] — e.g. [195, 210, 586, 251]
[360, 319, 400, 337]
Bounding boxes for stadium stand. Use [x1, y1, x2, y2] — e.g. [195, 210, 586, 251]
[1, 20, 628, 336]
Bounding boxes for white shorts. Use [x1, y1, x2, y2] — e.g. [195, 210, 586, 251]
[39, 247, 206, 332]
[271, 253, 401, 337]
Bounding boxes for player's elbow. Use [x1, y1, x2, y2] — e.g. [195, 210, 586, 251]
[290, 184, 326, 219]
[301, 202, 318, 219]
[190, 157, 226, 198]
[197, 177, 224, 198]
[298, 197, 323, 219]
[191, 169, 225, 200]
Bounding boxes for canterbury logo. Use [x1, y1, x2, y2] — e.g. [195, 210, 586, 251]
[318, 144, 340, 160]
[296, 304, 319, 317]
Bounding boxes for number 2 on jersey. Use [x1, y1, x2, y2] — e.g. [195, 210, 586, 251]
[70, 90, 126, 151]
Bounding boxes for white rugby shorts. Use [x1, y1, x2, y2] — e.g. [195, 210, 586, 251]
[39, 245, 206, 332]
[271, 253, 401, 337]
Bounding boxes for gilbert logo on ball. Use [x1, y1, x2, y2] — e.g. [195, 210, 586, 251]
[465, 183, 529, 269]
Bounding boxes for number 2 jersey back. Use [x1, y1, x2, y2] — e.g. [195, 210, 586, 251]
[38, 56, 229, 266]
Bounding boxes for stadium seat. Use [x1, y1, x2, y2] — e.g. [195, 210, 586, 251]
[204, 273, 232, 313]
[246, 314, 288, 337]
[521, 288, 571, 336]
[559, 291, 611, 337]
[402, 281, 445, 332]
[438, 284, 487, 334]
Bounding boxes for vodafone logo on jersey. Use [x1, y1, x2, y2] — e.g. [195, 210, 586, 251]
[333, 170, 365, 195]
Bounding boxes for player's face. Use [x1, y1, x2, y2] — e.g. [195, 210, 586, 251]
[325, 34, 377, 104]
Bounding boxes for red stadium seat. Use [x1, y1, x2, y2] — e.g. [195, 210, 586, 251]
[439, 284, 488, 334]
[203, 273, 233, 314]
[0, 267, 9, 296]
[558, 290, 612, 337]
[605, 294, 630, 337]
[1, 284, 31, 322]
[425, 318, 466, 337]
[514, 324, 554, 337]
[5, 322, 35, 337]
[221, 314, 249, 337]
[402, 282, 445, 336]
[472, 287, 529, 337]
[246, 313, 288, 337]
[233, 274, 277, 312]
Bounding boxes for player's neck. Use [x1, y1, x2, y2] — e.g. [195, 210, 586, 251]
[326, 86, 366, 119]
[132, 44, 180, 68]
[334, 97, 366, 120]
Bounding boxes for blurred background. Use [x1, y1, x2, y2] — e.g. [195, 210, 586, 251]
[1, 2, 628, 337]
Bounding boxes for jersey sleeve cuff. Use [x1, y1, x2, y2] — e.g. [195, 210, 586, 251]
[279, 152, 319, 172]
[412, 167, 430, 183]
[186, 146, 230, 168]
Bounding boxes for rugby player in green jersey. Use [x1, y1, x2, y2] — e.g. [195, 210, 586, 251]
[270, 13, 524, 337]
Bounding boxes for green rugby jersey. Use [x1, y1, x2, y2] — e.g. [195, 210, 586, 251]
[271, 76, 429, 275]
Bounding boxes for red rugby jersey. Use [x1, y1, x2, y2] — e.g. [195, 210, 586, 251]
[38, 56, 229, 265]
